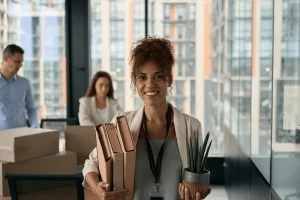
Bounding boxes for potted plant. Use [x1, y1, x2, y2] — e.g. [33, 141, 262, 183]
[181, 131, 212, 199]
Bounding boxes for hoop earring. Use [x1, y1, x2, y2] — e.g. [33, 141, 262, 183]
[168, 85, 173, 96]
[130, 80, 137, 96]
[132, 87, 137, 95]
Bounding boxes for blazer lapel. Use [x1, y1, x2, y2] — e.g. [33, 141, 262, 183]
[172, 105, 188, 168]
[129, 106, 144, 146]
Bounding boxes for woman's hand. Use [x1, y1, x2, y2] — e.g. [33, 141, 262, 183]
[179, 183, 211, 200]
[91, 182, 128, 200]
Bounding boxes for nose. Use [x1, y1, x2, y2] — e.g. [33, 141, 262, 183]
[146, 77, 155, 87]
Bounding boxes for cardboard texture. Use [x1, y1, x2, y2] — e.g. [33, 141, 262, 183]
[114, 116, 136, 200]
[65, 126, 96, 165]
[95, 124, 113, 191]
[0, 127, 59, 162]
[0, 151, 77, 196]
[104, 123, 124, 191]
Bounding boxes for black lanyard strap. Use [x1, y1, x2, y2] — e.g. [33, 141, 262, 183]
[142, 105, 172, 184]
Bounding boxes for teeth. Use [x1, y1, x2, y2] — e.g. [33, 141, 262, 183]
[145, 92, 158, 96]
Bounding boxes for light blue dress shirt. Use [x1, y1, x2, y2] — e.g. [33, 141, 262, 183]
[0, 73, 38, 130]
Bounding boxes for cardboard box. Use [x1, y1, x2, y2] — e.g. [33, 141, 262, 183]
[0, 151, 77, 196]
[0, 127, 59, 162]
[65, 126, 96, 165]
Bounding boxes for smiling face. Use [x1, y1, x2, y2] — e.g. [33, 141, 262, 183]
[135, 62, 172, 107]
[95, 77, 110, 98]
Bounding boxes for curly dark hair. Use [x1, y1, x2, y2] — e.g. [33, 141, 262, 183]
[129, 36, 175, 83]
[85, 71, 114, 99]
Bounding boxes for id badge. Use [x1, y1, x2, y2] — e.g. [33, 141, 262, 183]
[149, 183, 164, 200]
[149, 190, 164, 200]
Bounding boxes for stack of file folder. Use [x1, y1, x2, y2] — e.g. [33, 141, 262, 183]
[95, 115, 136, 200]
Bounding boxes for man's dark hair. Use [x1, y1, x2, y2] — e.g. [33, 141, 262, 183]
[3, 44, 24, 57]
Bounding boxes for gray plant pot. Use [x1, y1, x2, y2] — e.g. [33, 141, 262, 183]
[182, 168, 210, 184]
[182, 168, 211, 199]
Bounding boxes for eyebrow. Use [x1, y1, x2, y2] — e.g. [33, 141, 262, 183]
[138, 71, 164, 75]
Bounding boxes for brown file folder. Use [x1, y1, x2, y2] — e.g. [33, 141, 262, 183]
[95, 124, 112, 191]
[103, 123, 124, 191]
[114, 116, 136, 200]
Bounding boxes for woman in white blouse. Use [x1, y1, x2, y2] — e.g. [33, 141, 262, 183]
[78, 71, 123, 125]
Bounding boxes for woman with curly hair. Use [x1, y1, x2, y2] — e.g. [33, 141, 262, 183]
[82, 37, 211, 200]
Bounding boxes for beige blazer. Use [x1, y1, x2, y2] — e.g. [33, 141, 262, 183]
[78, 96, 122, 126]
[82, 104, 203, 189]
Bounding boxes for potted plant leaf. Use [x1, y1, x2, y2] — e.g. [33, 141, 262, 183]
[181, 131, 212, 199]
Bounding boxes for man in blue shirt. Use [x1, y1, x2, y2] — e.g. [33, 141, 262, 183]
[0, 44, 38, 130]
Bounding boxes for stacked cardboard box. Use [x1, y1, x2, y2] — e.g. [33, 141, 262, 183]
[65, 126, 96, 165]
[0, 127, 77, 196]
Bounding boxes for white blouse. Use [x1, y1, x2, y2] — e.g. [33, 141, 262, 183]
[78, 96, 122, 125]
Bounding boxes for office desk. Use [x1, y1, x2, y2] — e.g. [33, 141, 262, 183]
[0, 186, 97, 200]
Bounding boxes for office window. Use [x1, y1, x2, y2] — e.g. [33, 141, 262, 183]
[2, 0, 66, 121]
[178, 24, 184, 39]
[134, 2, 145, 41]
[271, 1, 300, 198]
[150, 1, 197, 118]
[89, 0, 145, 111]
[0, 13, 3, 26]
[177, 4, 185, 20]
[188, 3, 196, 20]
[164, 23, 170, 38]
[164, 4, 170, 19]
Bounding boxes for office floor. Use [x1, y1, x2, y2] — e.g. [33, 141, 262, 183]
[86, 185, 230, 200]
[207, 185, 229, 200]
[0, 185, 229, 200]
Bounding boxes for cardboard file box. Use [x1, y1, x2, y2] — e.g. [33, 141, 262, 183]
[0, 151, 77, 196]
[0, 127, 59, 162]
[65, 126, 96, 165]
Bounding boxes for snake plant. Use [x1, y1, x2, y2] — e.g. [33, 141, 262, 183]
[186, 131, 212, 174]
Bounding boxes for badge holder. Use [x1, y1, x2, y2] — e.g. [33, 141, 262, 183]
[149, 183, 165, 200]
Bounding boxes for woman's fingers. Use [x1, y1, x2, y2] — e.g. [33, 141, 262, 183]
[93, 182, 128, 200]
[184, 188, 190, 200]
[196, 192, 201, 200]
[179, 183, 211, 200]
[98, 182, 109, 189]
[101, 189, 128, 198]
[180, 183, 185, 199]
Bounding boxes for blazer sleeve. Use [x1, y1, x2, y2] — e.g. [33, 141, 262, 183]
[196, 119, 203, 144]
[82, 147, 99, 189]
[78, 98, 95, 126]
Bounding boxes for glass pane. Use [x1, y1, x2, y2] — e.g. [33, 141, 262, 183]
[224, 0, 252, 156]
[149, 1, 196, 114]
[271, 0, 300, 198]
[89, 0, 145, 110]
[0, 0, 66, 150]
[251, 0, 273, 183]
[0, 0, 66, 120]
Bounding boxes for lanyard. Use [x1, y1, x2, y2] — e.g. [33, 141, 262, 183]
[142, 105, 172, 188]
